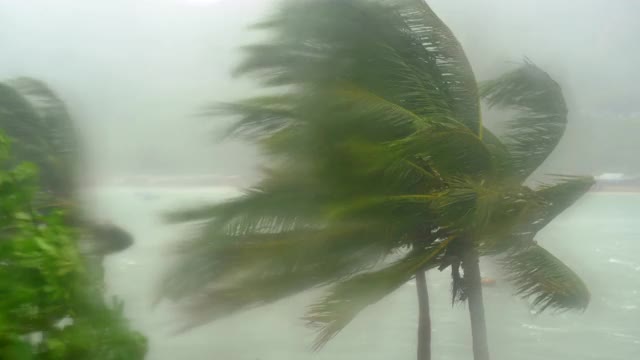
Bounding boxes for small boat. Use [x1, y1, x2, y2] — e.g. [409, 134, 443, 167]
[481, 277, 497, 287]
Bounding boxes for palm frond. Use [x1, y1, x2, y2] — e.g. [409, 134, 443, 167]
[163, 167, 330, 225]
[510, 176, 593, 249]
[336, 139, 442, 194]
[205, 95, 297, 140]
[234, 0, 478, 130]
[304, 235, 453, 350]
[501, 243, 589, 312]
[521, 176, 594, 233]
[398, 0, 482, 134]
[480, 61, 567, 180]
[480, 126, 511, 176]
[161, 168, 417, 302]
[536, 176, 594, 212]
[477, 176, 592, 256]
[334, 83, 434, 131]
[476, 178, 592, 313]
[391, 126, 495, 178]
[163, 223, 399, 329]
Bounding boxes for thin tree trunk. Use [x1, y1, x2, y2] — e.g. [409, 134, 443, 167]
[462, 249, 490, 360]
[415, 270, 431, 360]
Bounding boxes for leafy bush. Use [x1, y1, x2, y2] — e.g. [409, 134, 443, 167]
[0, 132, 147, 359]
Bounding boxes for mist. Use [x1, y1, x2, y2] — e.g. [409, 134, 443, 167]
[2, 1, 639, 359]
[2, 0, 638, 182]
[0, 0, 270, 183]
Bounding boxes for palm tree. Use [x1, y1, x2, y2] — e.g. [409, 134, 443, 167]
[0, 78, 79, 201]
[0, 77, 133, 259]
[160, 1, 591, 360]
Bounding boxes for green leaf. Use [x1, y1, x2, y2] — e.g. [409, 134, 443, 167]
[14, 211, 31, 221]
[0, 337, 35, 360]
[501, 243, 589, 312]
[35, 236, 58, 256]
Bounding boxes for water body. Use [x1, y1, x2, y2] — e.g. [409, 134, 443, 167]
[83, 188, 640, 360]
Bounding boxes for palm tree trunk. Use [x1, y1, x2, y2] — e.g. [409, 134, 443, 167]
[462, 249, 490, 360]
[415, 270, 431, 360]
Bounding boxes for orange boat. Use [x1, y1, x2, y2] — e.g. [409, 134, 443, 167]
[481, 277, 497, 286]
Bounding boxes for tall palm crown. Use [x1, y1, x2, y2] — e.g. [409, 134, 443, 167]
[162, 0, 591, 352]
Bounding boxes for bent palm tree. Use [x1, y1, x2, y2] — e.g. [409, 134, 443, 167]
[161, 1, 591, 360]
[0, 77, 133, 258]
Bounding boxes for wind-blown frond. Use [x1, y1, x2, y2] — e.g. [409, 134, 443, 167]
[163, 222, 399, 329]
[398, 0, 482, 135]
[478, 177, 592, 312]
[501, 243, 589, 312]
[480, 61, 568, 180]
[535, 176, 594, 217]
[391, 126, 494, 178]
[503, 176, 593, 250]
[161, 165, 424, 309]
[304, 236, 453, 350]
[234, 0, 480, 130]
[206, 95, 297, 140]
[165, 188, 319, 227]
[480, 126, 511, 176]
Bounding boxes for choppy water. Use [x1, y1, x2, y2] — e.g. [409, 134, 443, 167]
[83, 188, 640, 360]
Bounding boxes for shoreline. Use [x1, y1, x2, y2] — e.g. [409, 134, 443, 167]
[588, 190, 640, 194]
[80, 185, 640, 193]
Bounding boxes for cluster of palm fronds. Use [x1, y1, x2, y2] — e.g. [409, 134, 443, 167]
[161, 0, 592, 355]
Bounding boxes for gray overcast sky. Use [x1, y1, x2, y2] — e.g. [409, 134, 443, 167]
[1, 0, 639, 180]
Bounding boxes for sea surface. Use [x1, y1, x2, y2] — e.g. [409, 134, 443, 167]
[82, 187, 640, 360]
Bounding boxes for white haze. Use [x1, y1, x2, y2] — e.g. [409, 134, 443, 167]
[1, 0, 638, 180]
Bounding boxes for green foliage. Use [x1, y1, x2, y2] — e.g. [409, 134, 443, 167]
[0, 132, 147, 359]
[162, 0, 592, 351]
